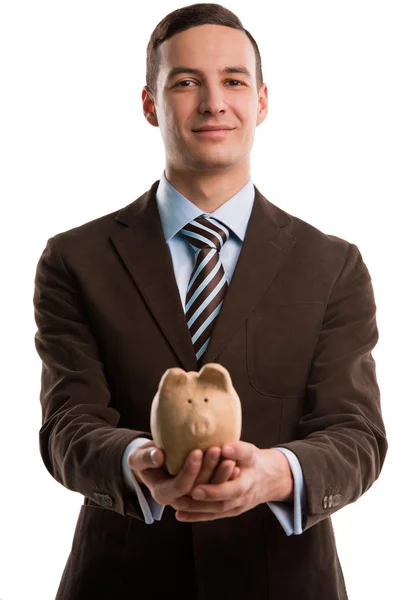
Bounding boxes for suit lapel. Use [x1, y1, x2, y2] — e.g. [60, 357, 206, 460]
[110, 180, 297, 372]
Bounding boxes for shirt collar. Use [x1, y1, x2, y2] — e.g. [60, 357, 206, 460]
[155, 170, 255, 243]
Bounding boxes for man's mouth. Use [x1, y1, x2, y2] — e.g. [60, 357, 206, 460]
[192, 126, 234, 132]
[192, 127, 235, 138]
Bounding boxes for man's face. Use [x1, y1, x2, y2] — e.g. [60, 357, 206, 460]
[143, 24, 268, 172]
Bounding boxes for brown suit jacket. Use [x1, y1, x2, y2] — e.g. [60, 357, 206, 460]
[33, 180, 388, 600]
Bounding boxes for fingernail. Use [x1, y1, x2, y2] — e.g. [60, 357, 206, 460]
[224, 445, 234, 455]
[150, 448, 158, 464]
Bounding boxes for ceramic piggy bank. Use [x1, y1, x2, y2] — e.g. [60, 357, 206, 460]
[150, 362, 242, 475]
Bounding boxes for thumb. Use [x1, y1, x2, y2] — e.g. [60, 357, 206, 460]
[128, 443, 163, 472]
[149, 447, 162, 466]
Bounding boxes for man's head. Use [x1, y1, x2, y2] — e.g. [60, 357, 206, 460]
[142, 3, 268, 174]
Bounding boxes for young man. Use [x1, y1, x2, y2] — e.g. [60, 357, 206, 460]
[33, 4, 388, 599]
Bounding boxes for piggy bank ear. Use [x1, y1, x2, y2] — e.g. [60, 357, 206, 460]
[198, 362, 232, 391]
[158, 367, 188, 395]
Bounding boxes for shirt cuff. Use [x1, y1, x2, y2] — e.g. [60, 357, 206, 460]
[121, 437, 166, 524]
[266, 447, 306, 536]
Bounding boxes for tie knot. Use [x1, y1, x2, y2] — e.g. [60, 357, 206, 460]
[181, 216, 230, 252]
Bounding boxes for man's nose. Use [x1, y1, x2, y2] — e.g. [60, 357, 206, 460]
[198, 84, 227, 115]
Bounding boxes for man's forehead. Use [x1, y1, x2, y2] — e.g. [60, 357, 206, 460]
[158, 25, 256, 79]
[159, 25, 253, 61]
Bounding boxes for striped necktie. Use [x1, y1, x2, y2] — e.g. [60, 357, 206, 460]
[181, 215, 231, 365]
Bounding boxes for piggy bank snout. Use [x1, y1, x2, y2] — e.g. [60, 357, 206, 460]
[186, 414, 215, 437]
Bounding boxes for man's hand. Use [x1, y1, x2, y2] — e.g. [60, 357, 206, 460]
[172, 440, 294, 522]
[127, 441, 240, 508]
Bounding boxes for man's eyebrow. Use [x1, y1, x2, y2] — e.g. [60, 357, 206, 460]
[166, 65, 252, 81]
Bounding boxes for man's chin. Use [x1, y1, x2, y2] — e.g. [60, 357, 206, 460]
[189, 161, 234, 171]
[185, 152, 236, 170]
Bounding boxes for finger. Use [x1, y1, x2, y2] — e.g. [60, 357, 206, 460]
[143, 448, 205, 505]
[191, 472, 242, 501]
[222, 440, 255, 463]
[127, 442, 171, 489]
[194, 447, 221, 486]
[169, 449, 204, 497]
[209, 459, 236, 484]
[127, 441, 164, 472]
[231, 466, 240, 480]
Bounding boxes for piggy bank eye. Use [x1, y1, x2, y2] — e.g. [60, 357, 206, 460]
[204, 398, 209, 402]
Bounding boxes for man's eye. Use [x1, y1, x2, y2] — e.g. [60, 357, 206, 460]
[176, 80, 195, 87]
[175, 79, 244, 87]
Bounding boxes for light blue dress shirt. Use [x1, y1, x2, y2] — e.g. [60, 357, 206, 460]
[121, 171, 306, 535]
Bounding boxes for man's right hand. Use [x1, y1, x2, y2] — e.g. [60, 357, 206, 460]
[127, 441, 239, 507]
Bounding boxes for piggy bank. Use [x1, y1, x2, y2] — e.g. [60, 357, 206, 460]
[150, 362, 242, 475]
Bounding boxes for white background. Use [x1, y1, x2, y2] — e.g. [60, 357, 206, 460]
[1, 1, 398, 598]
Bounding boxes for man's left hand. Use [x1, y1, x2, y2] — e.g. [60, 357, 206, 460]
[173, 440, 294, 522]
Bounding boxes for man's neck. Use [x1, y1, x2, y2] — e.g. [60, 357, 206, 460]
[165, 164, 251, 213]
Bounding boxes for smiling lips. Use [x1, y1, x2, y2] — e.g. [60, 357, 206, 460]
[193, 125, 233, 131]
[192, 126, 234, 138]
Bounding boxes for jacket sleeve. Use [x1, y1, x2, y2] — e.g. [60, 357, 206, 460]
[33, 236, 152, 520]
[276, 242, 388, 532]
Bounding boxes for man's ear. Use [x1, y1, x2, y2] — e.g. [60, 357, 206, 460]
[142, 86, 158, 127]
[256, 83, 268, 127]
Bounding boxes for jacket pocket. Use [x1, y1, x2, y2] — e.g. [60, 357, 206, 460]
[246, 302, 324, 398]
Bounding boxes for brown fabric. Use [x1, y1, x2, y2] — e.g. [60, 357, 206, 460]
[33, 180, 388, 599]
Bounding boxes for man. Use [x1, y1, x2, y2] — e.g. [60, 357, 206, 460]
[33, 4, 388, 600]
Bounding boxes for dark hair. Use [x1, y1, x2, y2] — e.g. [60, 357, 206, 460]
[146, 3, 263, 98]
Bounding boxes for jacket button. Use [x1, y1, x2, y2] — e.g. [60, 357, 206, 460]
[332, 494, 342, 507]
[102, 494, 114, 507]
[93, 492, 114, 507]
